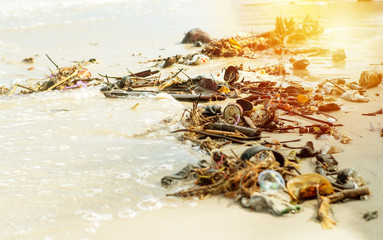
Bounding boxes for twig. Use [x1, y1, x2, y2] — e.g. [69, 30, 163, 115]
[47, 70, 78, 91]
[230, 149, 239, 159]
[171, 68, 184, 79]
[278, 106, 339, 126]
[181, 71, 191, 80]
[325, 79, 346, 93]
[16, 84, 36, 92]
[7, 85, 18, 97]
[45, 54, 60, 70]
[172, 129, 252, 144]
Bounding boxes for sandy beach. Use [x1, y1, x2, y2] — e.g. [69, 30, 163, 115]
[1, 0, 383, 239]
[76, 86, 383, 240]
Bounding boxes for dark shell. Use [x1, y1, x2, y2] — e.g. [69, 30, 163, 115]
[224, 66, 240, 84]
[181, 28, 213, 44]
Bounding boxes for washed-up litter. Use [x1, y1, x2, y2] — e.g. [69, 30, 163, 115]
[362, 109, 383, 116]
[201, 16, 323, 58]
[181, 28, 213, 44]
[359, 70, 382, 89]
[3, 55, 103, 97]
[332, 49, 346, 62]
[341, 90, 369, 102]
[363, 211, 378, 222]
[162, 143, 370, 229]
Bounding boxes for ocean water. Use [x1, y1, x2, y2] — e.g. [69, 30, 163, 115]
[0, 0, 383, 239]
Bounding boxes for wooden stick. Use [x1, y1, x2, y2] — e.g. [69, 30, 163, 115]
[278, 106, 337, 126]
[328, 187, 370, 203]
[45, 54, 60, 70]
[7, 85, 18, 97]
[47, 70, 78, 91]
[325, 79, 346, 93]
[172, 129, 251, 144]
[203, 129, 246, 138]
[16, 84, 36, 92]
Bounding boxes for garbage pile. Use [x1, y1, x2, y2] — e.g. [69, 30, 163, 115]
[202, 16, 323, 58]
[162, 142, 370, 229]
[1, 56, 103, 97]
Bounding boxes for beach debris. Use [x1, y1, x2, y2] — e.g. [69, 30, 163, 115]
[202, 16, 323, 58]
[161, 164, 198, 187]
[163, 142, 369, 228]
[7, 57, 103, 96]
[22, 57, 34, 64]
[318, 197, 337, 229]
[184, 54, 209, 65]
[287, 173, 334, 200]
[332, 49, 346, 61]
[340, 134, 353, 144]
[163, 55, 180, 68]
[194, 41, 203, 47]
[328, 187, 370, 203]
[318, 103, 341, 112]
[297, 141, 318, 158]
[222, 103, 243, 124]
[341, 90, 369, 102]
[336, 168, 365, 189]
[316, 154, 339, 173]
[363, 211, 378, 222]
[181, 28, 213, 44]
[240, 190, 300, 216]
[359, 70, 382, 89]
[293, 59, 310, 70]
[0, 86, 10, 95]
[203, 105, 221, 116]
[361, 108, 383, 116]
[209, 123, 261, 138]
[224, 66, 240, 84]
[258, 170, 285, 190]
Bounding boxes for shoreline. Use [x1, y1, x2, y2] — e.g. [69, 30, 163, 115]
[1, 2, 383, 239]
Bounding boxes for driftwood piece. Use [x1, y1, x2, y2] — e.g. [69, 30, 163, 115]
[328, 187, 370, 203]
[209, 122, 261, 137]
